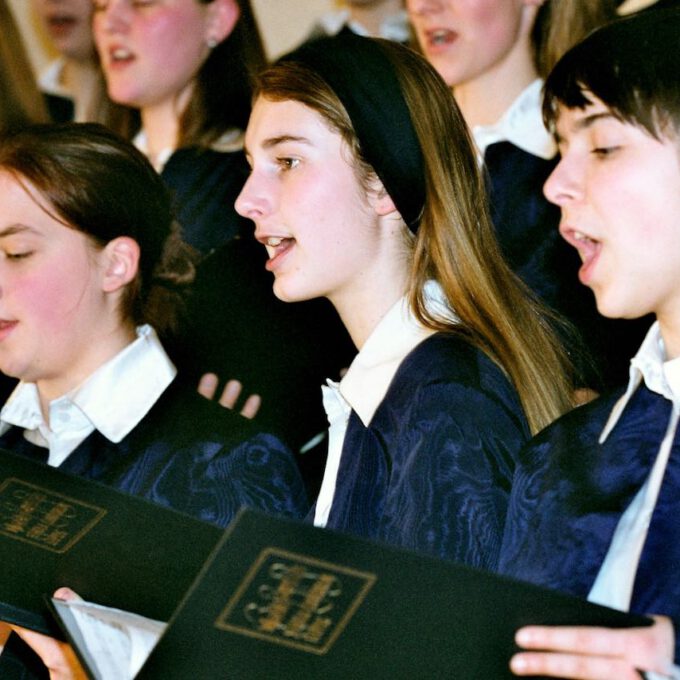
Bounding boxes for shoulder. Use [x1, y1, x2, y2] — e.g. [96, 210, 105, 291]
[390, 332, 526, 423]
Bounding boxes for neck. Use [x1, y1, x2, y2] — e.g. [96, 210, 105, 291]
[454, 50, 537, 129]
[36, 323, 137, 423]
[140, 82, 194, 164]
[453, 6, 538, 129]
[346, 0, 402, 36]
[60, 57, 100, 120]
[659, 315, 680, 361]
[331, 224, 410, 349]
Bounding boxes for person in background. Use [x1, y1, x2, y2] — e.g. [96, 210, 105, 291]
[0, 0, 50, 136]
[30, 0, 104, 123]
[0, 122, 308, 678]
[498, 8, 680, 678]
[93, 0, 354, 480]
[306, 0, 410, 43]
[236, 33, 575, 567]
[407, 0, 649, 391]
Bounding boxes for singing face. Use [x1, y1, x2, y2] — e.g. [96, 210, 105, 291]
[0, 171, 118, 395]
[407, 0, 532, 88]
[92, 0, 216, 111]
[32, 0, 95, 62]
[235, 97, 386, 309]
[544, 97, 680, 327]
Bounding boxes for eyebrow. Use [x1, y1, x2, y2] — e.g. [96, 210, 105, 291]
[244, 134, 313, 158]
[0, 224, 40, 239]
[555, 112, 617, 145]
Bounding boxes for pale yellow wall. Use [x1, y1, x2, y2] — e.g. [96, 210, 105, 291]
[253, 0, 335, 59]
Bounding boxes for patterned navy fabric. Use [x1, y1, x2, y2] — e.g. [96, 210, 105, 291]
[0, 379, 309, 679]
[499, 385, 680, 661]
[160, 146, 251, 257]
[324, 332, 530, 571]
[484, 141, 650, 390]
[0, 379, 309, 527]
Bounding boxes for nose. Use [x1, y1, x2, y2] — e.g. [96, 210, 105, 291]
[94, 0, 132, 35]
[543, 155, 581, 207]
[407, 0, 445, 16]
[234, 171, 272, 223]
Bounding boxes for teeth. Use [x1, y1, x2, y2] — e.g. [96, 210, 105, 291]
[431, 29, 450, 45]
[266, 237, 283, 247]
[112, 47, 132, 60]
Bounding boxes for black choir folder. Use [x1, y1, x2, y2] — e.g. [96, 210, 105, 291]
[136, 509, 650, 680]
[0, 448, 221, 636]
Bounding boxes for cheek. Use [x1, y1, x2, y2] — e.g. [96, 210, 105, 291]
[16, 268, 91, 333]
[142, 13, 207, 74]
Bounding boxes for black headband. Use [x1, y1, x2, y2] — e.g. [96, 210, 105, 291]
[280, 33, 426, 233]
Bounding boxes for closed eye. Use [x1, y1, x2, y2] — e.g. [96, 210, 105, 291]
[591, 146, 621, 157]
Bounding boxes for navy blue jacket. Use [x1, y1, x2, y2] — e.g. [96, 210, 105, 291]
[499, 385, 680, 661]
[0, 379, 309, 679]
[325, 332, 531, 572]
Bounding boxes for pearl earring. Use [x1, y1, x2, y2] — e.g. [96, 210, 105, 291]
[206, 37, 218, 49]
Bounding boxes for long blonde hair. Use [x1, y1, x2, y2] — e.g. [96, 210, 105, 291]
[256, 40, 575, 433]
[532, 0, 618, 77]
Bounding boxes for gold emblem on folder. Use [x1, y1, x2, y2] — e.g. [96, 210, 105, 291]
[215, 548, 376, 654]
[0, 478, 107, 553]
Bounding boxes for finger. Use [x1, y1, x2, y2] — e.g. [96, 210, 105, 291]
[10, 626, 87, 679]
[218, 380, 242, 409]
[510, 651, 643, 680]
[53, 587, 81, 602]
[197, 373, 219, 400]
[516, 625, 632, 657]
[240, 394, 262, 419]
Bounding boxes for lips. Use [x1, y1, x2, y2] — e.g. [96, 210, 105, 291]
[46, 14, 78, 37]
[0, 320, 18, 341]
[561, 227, 602, 285]
[423, 27, 458, 53]
[257, 235, 295, 272]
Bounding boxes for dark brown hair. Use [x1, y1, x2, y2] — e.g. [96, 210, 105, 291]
[0, 123, 196, 337]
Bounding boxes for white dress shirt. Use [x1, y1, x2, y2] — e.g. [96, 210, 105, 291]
[472, 79, 557, 161]
[314, 281, 456, 527]
[589, 322, 680, 613]
[312, 8, 411, 43]
[0, 325, 176, 467]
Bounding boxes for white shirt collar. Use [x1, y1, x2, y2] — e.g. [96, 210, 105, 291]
[337, 280, 454, 426]
[0, 325, 176, 465]
[133, 128, 243, 173]
[38, 58, 69, 98]
[472, 79, 556, 160]
[316, 9, 411, 43]
[600, 321, 680, 442]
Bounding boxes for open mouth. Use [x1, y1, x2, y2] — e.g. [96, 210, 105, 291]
[262, 236, 295, 272]
[46, 14, 77, 35]
[425, 28, 457, 49]
[109, 46, 135, 66]
[564, 229, 602, 284]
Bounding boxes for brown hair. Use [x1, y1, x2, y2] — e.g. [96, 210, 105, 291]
[0, 0, 49, 134]
[532, 0, 618, 78]
[255, 41, 575, 433]
[0, 123, 196, 338]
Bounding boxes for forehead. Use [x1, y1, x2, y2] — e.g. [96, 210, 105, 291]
[245, 97, 340, 152]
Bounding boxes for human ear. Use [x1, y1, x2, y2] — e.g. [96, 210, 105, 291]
[371, 181, 399, 218]
[205, 0, 240, 47]
[101, 237, 140, 293]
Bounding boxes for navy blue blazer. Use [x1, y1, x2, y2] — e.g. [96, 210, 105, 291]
[160, 146, 251, 257]
[485, 141, 650, 390]
[325, 332, 531, 572]
[0, 379, 309, 680]
[0, 378, 309, 527]
[499, 384, 680, 661]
